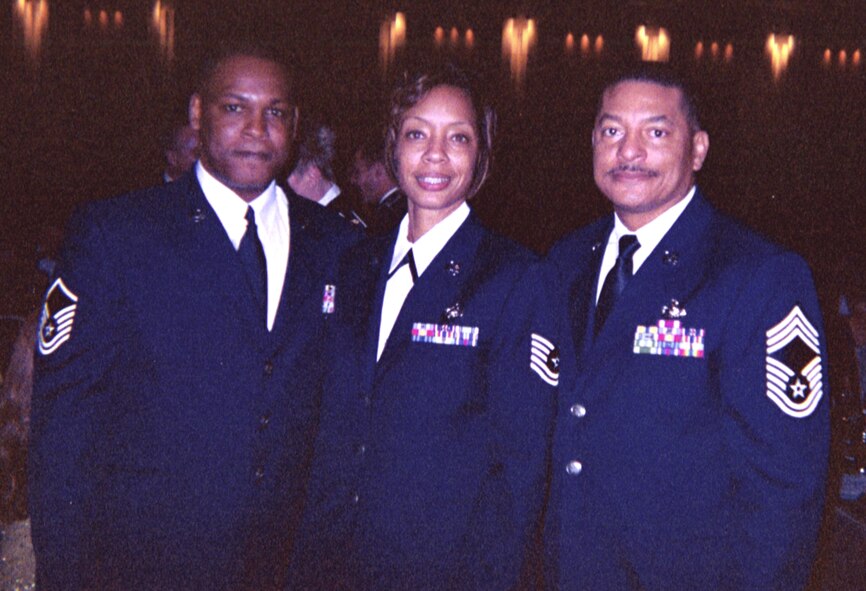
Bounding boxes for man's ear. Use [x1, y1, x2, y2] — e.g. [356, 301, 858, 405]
[189, 94, 202, 131]
[691, 130, 710, 172]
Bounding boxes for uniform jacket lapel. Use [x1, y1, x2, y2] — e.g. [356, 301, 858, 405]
[169, 173, 266, 348]
[358, 236, 396, 388]
[579, 193, 715, 400]
[268, 196, 318, 346]
[374, 216, 485, 380]
[567, 220, 612, 368]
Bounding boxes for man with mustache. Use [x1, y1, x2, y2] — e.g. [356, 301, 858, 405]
[29, 46, 358, 590]
[543, 64, 829, 589]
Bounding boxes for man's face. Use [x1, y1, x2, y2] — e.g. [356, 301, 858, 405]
[350, 152, 384, 205]
[190, 55, 294, 202]
[165, 125, 199, 180]
[592, 80, 708, 230]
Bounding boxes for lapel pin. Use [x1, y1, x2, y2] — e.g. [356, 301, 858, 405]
[446, 260, 461, 276]
[443, 302, 464, 321]
[591, 241, 603, 252]
[190, 208, 206, 223]
[662, 250, 680, 266]
[661, 299, 687, 319]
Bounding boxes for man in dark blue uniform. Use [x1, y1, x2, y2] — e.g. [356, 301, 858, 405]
[543, 65, 829, 589]
[28, 47, 358, 590]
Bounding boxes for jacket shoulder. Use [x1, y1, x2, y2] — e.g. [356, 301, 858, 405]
[705, 208, 804, 271]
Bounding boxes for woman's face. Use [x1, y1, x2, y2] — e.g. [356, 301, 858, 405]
[395, 85, 479, 220]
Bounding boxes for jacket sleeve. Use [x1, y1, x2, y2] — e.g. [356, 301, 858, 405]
[719, 251, 829, 590]
[28, 205, 125, 590]
[476, 260, 559, 589]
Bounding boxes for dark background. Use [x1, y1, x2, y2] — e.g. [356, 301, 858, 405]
[2, 3, 866, 586]
[2, 0, 865, 316]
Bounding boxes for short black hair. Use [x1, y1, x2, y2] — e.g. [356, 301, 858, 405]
[598, 63, 701, 133]
[195, 43, 292, 100]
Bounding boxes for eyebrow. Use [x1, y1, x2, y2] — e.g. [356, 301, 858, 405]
[402, 115, 473, 126]
[596, 113, 673, 125]
[217, 92, 290, 104]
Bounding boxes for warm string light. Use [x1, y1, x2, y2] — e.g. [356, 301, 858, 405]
[434, 26, 474, 50]
[695, 40, 734, 63]
[465, 29, 474, 50]
[434, 26, 445, 47]
[636, 26, 670, 62]
[502, 17, 536, 90]
[824, 47, 861, 69]
[379, 12, 406, 77]
[766, 34, 795, 80]
[151, 1, 175, 63]
[566, 33, 602, 58]
[83, 5, 123, 31]
[14, 0, 49, 63]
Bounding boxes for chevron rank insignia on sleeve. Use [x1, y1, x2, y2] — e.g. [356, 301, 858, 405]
[38, 278, 79, 356]
[531, 333, 560, 387]
[765, 305, 823, 418]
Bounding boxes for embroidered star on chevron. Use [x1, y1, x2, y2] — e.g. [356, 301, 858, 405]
[38, 277, 79, 355]
[531, 333, 560, 386]
[765, 305, 823, 418]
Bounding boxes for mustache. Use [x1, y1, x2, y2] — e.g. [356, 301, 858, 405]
[606, 164, 659, 177]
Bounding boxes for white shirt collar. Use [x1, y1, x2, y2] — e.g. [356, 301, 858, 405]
[378, 186, 399, 205]
[318, 183, 341, 207]
[611, 185, 696, 274]
[195, 161, 290, 331]
[196, 161, 279, 250]
[389, 202, 471, 278]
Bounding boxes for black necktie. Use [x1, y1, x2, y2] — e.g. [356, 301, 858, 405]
[595, 234, 640, 335]
[238, 206, 268, 325]
[387, 248, 418, 283]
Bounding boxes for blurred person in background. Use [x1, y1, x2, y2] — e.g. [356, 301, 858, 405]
[287, 119, 365, 227]
[162, 122, 199, 183]
[350, 134, 407, 236]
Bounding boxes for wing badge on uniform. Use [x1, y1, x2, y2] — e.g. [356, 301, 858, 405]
[38, 277, 79, 356]
[765, 305, 823, 418]
[531, 333, 560, 386]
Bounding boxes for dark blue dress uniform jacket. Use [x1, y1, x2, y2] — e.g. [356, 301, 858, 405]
[289, 213, 558, 590]
[542, 192, 830, 590]
[28, 173, 359, 590]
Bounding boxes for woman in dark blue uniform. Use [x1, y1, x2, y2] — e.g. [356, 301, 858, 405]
[290, 66, 559, 590]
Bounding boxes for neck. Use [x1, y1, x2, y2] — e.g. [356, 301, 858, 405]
[406, 201, 463, 242]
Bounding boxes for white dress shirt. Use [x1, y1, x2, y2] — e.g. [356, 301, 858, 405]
[596, 186, 696, 303]
[196, 162, 290, 331]
[377, 202, 471, 360]
[318, 183, 341, 207]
